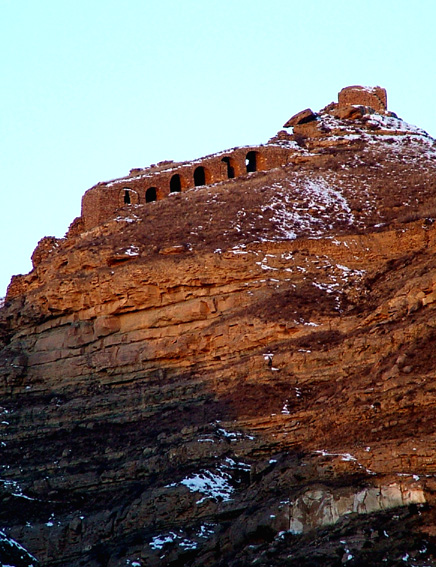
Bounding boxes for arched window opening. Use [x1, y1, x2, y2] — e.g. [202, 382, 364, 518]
[194, 166, 207, 187]
[170, 174, 182, 193]
[146, 187, 157, 203]
[119, 187, 139, 207]
[221, 157, 235, 179]
[246, 151, 258, 173]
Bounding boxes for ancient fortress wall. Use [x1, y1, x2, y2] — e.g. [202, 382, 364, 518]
[81, 145, 296, 230]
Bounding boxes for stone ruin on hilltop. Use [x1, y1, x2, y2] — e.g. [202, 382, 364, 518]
[338, 85, 387, 113]
[78, 85, 388, 232]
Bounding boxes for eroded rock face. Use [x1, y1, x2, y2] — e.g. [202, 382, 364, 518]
[288, 481, 426, 534]
[1, 91, 436, 566]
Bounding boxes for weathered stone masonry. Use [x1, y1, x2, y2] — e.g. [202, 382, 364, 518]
[81, 145, 298, 230]
[338, 85, 387, 114]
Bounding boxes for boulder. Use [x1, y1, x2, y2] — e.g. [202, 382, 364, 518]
[283, 108, 318, 128]
[331, 104, 365, 120]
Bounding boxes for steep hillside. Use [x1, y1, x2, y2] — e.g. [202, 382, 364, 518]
[2, 87, 436, 566]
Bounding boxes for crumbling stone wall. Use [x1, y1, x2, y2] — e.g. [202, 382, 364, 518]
[338, 85, 387, 113]
[81, 145, 296, 230]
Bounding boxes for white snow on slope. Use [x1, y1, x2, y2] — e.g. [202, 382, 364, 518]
[262, 178, 354, 241]
[149, 524, 216, 551]
[180, 469, 234, 503]
[366, 113, 429, 136]
[168, 455, 250, 504]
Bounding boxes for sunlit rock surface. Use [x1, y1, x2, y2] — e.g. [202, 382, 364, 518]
[2, 87, 436, 566]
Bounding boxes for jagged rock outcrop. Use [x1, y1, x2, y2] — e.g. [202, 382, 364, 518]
[2, 87, 436, 566]
[283, 108, 318, 127]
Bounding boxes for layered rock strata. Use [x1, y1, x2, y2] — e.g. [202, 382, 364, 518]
[2, 88, 436, 566]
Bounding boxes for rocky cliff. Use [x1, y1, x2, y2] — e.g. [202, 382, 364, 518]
[2, 88, 436, 566]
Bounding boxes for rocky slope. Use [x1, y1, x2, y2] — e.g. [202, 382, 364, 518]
[2, 88, 436, 566]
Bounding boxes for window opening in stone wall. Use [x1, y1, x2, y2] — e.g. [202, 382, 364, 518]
[123, 189, 131, 204]
[146, 187, 157, 202]
[194, 166, 207, 187]
[170, 174, 182, 193]
[246, 151, 258, 173]
[221, 157, 235, 179]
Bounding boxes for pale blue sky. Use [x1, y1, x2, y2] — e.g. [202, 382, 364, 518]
[1, 0, 435, 296]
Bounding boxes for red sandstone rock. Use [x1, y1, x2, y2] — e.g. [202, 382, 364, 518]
[283, 108, 318, 128]
[330, 104, 366, 120]
[31, 236, 61, 268]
